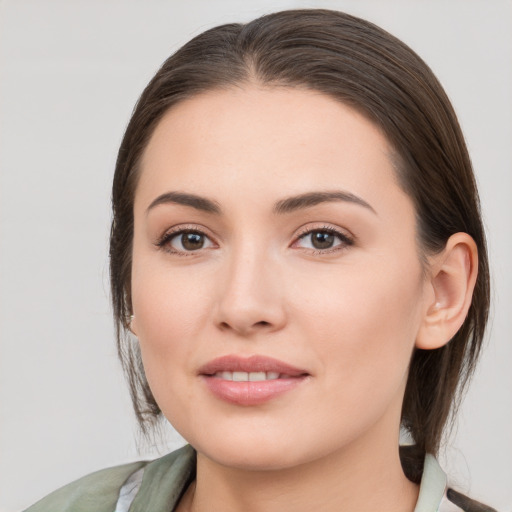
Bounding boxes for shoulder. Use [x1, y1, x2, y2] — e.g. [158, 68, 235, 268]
[24, 460, 148, 512]
[24, 445, 195, 512]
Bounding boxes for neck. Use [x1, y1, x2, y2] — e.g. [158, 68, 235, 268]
[179, 432, 419, 512]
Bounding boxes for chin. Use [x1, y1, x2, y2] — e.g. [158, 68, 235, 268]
[203, 443, 302, 471]
[187, 422, 347, 473]
[183, 426, 307, 471]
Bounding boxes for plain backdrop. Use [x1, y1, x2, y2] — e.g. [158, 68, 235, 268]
[0, 1, 511, 510]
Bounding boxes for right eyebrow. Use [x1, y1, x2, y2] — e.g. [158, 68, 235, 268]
[146, 191, 222, 215]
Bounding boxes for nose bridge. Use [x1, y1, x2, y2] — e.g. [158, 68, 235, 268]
[215, 235, 285, 335]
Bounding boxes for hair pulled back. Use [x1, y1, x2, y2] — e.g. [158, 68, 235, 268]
[110, 9, 489, 481]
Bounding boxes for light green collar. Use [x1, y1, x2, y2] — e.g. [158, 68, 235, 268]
[414, 454, 448, 512]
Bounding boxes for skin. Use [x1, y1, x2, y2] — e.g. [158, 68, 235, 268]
[130, 86, 473, 511]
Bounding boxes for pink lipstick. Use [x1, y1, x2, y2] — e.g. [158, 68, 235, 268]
[198, 355, 309, 406]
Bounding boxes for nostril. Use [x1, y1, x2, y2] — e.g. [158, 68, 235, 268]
[218, 319, 272, 333]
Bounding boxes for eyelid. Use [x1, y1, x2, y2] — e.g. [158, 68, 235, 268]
[154, 224, 218, 255]
[291, 223, 355, 252]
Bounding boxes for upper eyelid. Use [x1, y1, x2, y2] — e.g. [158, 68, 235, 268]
[155, 227, 217, 256]
[156, 224, 217, 244]
[291, 224, 355, 252]
[294, 223, 354, 240]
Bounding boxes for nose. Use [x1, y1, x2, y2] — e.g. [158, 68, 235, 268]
[213, 244, 287, 337]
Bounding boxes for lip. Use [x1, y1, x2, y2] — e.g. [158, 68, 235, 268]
[198, 354, 308, 376]
[198, 355, 309, 406]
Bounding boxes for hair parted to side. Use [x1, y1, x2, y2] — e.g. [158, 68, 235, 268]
[110, 9, 489, 481]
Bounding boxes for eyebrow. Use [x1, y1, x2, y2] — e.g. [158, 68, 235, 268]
[273, 191, 376, 215]
[146, 191, 221, 215]
[146, 190, 375, 216]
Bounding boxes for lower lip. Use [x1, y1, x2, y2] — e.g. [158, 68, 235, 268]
[201, 375, 307, 405]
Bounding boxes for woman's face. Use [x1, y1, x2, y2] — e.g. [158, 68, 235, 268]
[131, 86, 431, 470]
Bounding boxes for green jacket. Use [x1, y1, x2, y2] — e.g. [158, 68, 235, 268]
[25, 445, 195, 512]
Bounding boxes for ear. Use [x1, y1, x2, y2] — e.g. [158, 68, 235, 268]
[416, 233, 478, 350]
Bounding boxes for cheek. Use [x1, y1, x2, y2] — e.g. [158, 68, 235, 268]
[290, 254, 425, 390]
[132, 243, 215, 331]
[131, 271, 209, 433]
[130, 255, 214, 392]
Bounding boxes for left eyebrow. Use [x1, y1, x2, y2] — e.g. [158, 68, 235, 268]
[273, 191, 376, 215]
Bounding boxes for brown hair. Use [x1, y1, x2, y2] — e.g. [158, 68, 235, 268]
[110, 9, 489, 480]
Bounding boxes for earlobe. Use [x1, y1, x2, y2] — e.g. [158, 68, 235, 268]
[416, 233, 478, 350]
[129, 314, 138, 336]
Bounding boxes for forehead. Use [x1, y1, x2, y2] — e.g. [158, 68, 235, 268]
[136, 86, 408, 218]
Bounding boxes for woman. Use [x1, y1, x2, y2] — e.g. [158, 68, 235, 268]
[26, 9, 496, 512]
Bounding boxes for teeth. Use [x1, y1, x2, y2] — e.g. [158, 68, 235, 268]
[249, 372, 266, 381]
[214, 371, 282, 381]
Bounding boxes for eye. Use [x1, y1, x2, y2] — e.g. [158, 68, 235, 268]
[294, 227, 353, 252]
[157, 229, 215, 254]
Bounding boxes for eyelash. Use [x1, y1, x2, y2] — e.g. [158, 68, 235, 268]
[294, 225, 354, 254]
[155, 225, 354, 256]
[155, 225, 215, 257]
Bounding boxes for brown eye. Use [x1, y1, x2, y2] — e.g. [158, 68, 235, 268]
[311, 231, 335, 249]
[295, 228, 353, 252]
[181, 232, 205, 250]
[166, 230, 213, 253]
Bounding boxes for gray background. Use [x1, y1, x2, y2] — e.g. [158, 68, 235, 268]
[0, 1, 511, 510]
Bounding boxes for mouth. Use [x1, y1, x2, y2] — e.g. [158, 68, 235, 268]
[198, 355, 309, 406]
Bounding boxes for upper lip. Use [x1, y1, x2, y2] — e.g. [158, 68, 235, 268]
[198, 355, 308, 376]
